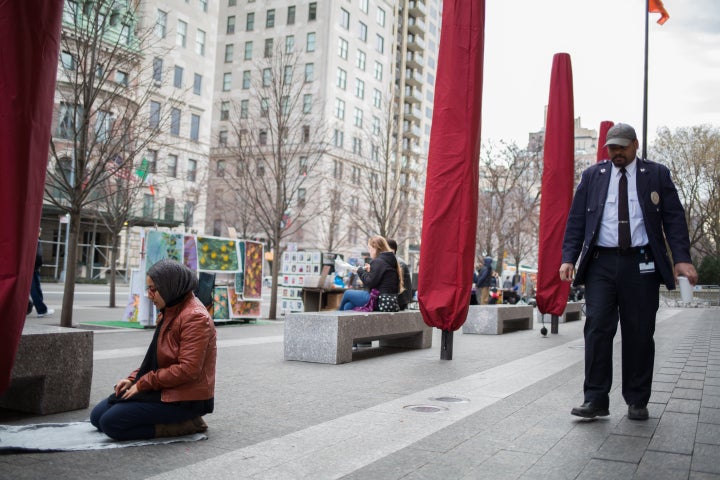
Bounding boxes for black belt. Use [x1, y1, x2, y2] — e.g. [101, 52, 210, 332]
[594, 245, 648, 256]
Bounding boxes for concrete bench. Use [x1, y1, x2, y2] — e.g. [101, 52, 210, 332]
[0, 324, 93, 414]
[284, 310, 432, 364]
[536, 301, 584, 324]
[462, 305, 534, 335]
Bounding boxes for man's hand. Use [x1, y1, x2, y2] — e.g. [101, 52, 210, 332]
[675, 262, 698, 286]
[559, 263, 575, 282]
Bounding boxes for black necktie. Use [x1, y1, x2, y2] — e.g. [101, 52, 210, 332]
[618, 168, 631, 249]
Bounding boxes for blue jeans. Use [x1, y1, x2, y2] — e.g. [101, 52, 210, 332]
[339, 289, 370, 311]
[29, 270, 48, 314]
[90, 396, 199, 440]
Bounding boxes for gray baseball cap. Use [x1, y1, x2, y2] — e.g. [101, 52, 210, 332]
[604, 123, 637, 147]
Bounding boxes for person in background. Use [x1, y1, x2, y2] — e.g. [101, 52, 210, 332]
[560, 123, 697, 421]
[387, 238, 412, 310]
[475, 256, 493, 305]
[338, 235, 402, 311]
[29, 227, 54, 317]
[90, 259, 217, 440]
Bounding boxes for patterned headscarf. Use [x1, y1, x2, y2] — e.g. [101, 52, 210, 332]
[147, 259, 198, 308]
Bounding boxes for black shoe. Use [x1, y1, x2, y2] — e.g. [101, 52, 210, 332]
[571, 402, 609, 418]
[628, 404, 649, 420]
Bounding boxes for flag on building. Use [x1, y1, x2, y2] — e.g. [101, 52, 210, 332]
[649, 0, 669, 25]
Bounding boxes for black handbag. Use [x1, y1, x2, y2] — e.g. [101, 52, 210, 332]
[377, 293, 400, 312]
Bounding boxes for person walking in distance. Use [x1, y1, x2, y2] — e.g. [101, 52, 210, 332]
[30, 227, 54, 317]
[559, 123, 697, 421]
[387, 239, 412, 310]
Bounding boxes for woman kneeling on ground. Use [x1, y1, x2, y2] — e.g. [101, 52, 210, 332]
[90, 259, 217, 440]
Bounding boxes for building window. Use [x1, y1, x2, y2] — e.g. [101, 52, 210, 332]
[376, 7, 385, 27]
[306, 32, 315, 52]
[174, 66, 183, 88]
[358, 21, 367, 42]
[177, 20, 187, 47]
[338, 38, 348, 59]
[143, 194, 155, 218]
[94, 110, 113, 142]
[147, 149, 158, 174]
[281, 95, 290, 115]
[355, 78, 365, 99]
[340, 8, 349, 29]
[225, 44, 234, 62]
[187, 159, 197, 182]
[218, 130, 228, 146]
[120, 25, 131, 45]
[287, 5, 295, 25]
[354, 107, 363, 127]
[356, 50, 366, 70]
[170, 107, 181, 136]
[285, 35, 294, 53]
[352, 137, 362, 155]
[199, 0, 208, 13]
[284, 65, 293, 85]
[226, 15, 235, 34]
[190, 114, 200, 141]
[299, 157, 308, 176]
[167, 154, 178, 177]
[223, 72, 232, 91]
[244, 41, 253, 60]
[221, 101, 230, 120]
[260, 98, 269, 117]
[196, 29, 206, 56]
[297, 187, 306, 207]
[155, 10, 167, 38]
[262, 68, 271, 86]
[240, 99, 249, 119]
[308, 2, 317, 21]
[256, 157, 265, 175]
[115, 70, 128, 86]
[246, 12, 255, 31]
[264, 38, 273, 57]
[164, 198, 175, 222]
[333, 159, 343, 179]
[351, 166, 361, 183]
[149, 101, 161, 128]
[242, 70, 251, 89]
[333, 129, 344, 148]
[334, 98, 345, 120]
[60, 51, 75, 70]
[371, 144, 379, 162]
[229, 0, 236, 6]
[266, 9, 275, 28]
[373, 88, 382, 108]
[372, 116, 380, 135]
[184, 201, 195, 226]
[336, 68, 347, 89]
[360, 0, 369, 13]
[193, 74, 202, 95]
[374, 61, 383, 81]
[303, 94, 312, 114]
[236, 159, 246, 176]
[304, 63, 314, 82]
[217, 159, 226, 177]
[152, 57, 163, 83]
[376, 34, 384, 53]
[213, 219, 223, 237]
[302, 125, 310, 143]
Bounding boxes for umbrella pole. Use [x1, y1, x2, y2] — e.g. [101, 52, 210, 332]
[551, 314, 559, 334]
[441, 330, 453, 360]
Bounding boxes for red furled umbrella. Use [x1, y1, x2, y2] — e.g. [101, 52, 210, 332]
[596, 120, 614, 162]
[536, 53, 574, 329]
[0, 1, 63, 393]
[418, 0, 485, 359]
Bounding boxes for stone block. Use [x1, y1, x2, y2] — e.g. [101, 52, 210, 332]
[462, 305, 533, 335]
[0, 324, 94, 414]
[284, 311, 432, 364]
[535, 302, 584, 324]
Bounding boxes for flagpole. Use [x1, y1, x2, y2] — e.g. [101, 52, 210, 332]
[642, 0, 650, 159]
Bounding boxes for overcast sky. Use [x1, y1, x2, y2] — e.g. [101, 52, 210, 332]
[479, 0, 720, 147]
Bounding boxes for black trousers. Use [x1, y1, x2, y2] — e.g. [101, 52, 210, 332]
[582, 248, 660, 408]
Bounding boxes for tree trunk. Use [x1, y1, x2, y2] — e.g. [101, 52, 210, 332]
[109, 231, 119, 308]
[60, 213, 81, 327]
[268, 234, 281, 320]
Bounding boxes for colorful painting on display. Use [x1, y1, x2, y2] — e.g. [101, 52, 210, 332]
[197, 236, 240, 272]
[243, 241, 263, 300]
[145, 230, 183, 272]
[229, 287, 261, 317]
[183, 235, 198, 271]
[212, 286, 230, 320]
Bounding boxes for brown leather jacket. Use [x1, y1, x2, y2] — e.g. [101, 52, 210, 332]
[130, 293, 217, 403]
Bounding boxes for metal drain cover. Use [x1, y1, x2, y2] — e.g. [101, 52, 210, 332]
[431, 396, 470, 403]
[403, 405, 449, 413]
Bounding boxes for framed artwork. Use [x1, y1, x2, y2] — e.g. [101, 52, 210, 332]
[145, 230, 183, 272]
[183, 235, 198, 271]
[197, 236, 240, 272]
[242, 241, 263, 300]
[212, 287, 230, 320]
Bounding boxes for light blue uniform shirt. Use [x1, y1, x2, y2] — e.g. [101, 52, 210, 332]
[596, 159, 649, 248]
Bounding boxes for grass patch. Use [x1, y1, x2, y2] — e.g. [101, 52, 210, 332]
[80, 320, 147, 329]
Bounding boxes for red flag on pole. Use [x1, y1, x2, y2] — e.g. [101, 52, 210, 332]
[536, 53, 574, 318]
[418, 0, 485, 334]
[649, 0, 669, 25]
[596, 121, 615, 162]
[0, 1, 63, 393]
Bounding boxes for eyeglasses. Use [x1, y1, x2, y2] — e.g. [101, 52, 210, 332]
[145, 285, 158, 294]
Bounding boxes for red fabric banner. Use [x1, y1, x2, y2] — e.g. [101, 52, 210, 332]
[596, 120, 615, 162]
[536, 53, 574, 317]
[649, 0, 670, 25]
[0, 1, 63, 393]
[418, 0, 485, 332]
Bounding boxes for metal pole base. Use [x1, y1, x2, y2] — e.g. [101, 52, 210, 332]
[441, 330, 453, 360]
[551, 314, 559, 334]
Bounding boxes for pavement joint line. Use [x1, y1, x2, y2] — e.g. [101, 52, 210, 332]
[94, 336, 284, 360]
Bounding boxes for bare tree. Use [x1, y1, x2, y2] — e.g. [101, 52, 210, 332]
[223, 47, 328, 319]
[651, 125, 720, 260]
[46, 0, 171, 326]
